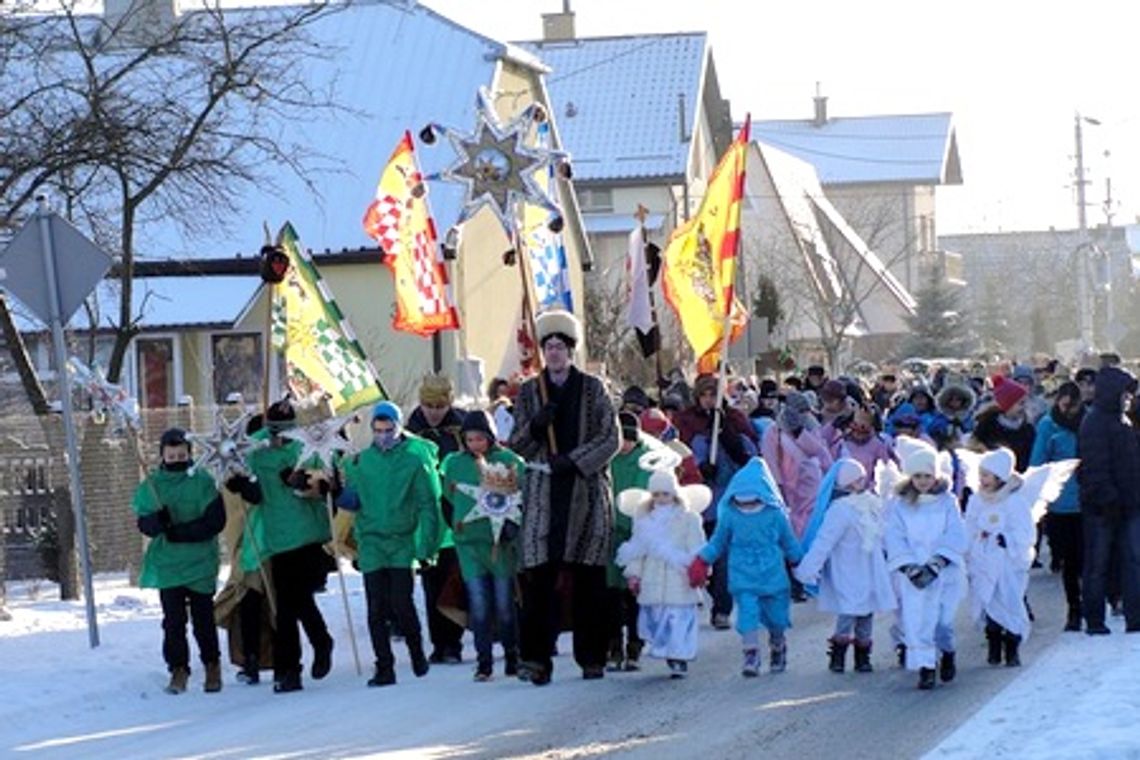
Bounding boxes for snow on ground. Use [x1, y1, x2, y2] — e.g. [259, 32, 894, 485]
[927, 626, 1140, 759]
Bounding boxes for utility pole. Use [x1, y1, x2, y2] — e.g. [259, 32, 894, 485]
[1074, 113, 1098, 350]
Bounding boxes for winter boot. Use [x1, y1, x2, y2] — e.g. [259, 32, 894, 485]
[504, 651, 520, 678]
[624, 640, 643, 672]
[273, 669, 303, 694]
[769, 641, 788, 674]
[939, 650, 956, 683]
[917, 667, 937, 690]
[667, 659, 688, 679]
[1065, 607, 1082, 632]
[410, 646, 430, 678]
[827, 639, 848, 673]
[895, 643, 907, 668]
[367, 663, 396, 687]
[473, 664, 493, 682]
[606, 638, 624, 672]
[1003, 633, 1022, 667]
[311, 637, 333, 680]
[853, 643, 873, 673]
[742, 648, 760, 677]
[712, 612, 732, 630]
[165, 666, 190, 695]
[204, 661, 222, 693]
[986, 622, 1003, 665]
[237, 656, 260, 685]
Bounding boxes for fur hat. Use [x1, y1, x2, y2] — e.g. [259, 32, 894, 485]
[936, 378, 977, 417]
[835, 458, 867, 489]
[991, 375, 1027, 413]
[535, 309, 582, 348]
[419, 375, 454, 406]
[980, 447, 1015, 482]
[902, 442, 938, 477]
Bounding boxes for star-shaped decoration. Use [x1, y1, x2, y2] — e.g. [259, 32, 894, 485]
[188, 410, 264, 483]
[280, 414, 355, 473]
[67, 357, 140, 434]
[431, 87, 569, 241]
[456, 461, 523, 544]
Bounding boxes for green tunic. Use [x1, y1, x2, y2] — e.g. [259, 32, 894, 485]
[441, 448, 526, 580]
[607, 439, 653, 588]
[241, 440, 331, 572]
[342, 434, 443, 573]
[132, 469, 221, 594]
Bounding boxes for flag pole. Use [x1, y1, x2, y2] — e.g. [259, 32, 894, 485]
[513, 208, 558, 455]
[325, 489, 362, 675]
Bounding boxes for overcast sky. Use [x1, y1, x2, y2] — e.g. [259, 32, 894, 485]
[423, 0, 1139, 236]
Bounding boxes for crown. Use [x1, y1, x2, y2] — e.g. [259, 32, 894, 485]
[480, 462, 518, 494]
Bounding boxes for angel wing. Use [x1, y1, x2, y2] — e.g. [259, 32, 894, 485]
[874, 458, 901, 497]
[1015, 459, 1080, 524]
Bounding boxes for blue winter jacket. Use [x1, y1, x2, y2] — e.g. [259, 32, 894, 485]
[1030, 410, 1080, 514]
[699, 459, 803, 596]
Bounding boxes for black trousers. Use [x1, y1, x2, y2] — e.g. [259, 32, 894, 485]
[271, 543, 332, 678]
[1047, 513, 1083, 611]
[520, 562, 608, 675]
[606, 587, 641, 652]
[364, 568, 425, 669]
[421, 547, 465, 657]
[159, 586, 219, 671]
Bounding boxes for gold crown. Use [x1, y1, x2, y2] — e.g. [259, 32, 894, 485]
[480, 462, 518, 494]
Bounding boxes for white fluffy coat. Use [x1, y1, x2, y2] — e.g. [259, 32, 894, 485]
[617, 503, 705, 606]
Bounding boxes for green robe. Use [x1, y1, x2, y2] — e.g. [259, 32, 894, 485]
[132, 469, 221, 594]
[607, 439, 653, 588]
[441, 448, 526, 580]
[342, 434, 443, 573]
[241, 440, 331, 572]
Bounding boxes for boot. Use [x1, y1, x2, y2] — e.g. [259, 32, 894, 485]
[273, 669, 303, 694]
[827, 639, 848, 673]
[917, 667, 936, 690]
[667, 659, 688, 679]
[311, 637, 333, 680]
[624, 640, 643, 672]
[1003, 633, 1022, 667]
[165, 666, 190, 695]
[769, 641, 787, 674]
[939, 650, 956, 682]
[606, 638, 624, 672]
[853, 643, 873, 673]
[986, 622, 1003, 665]
[1064, 607, 1082, 632]
[895, 643, 907, 668]
[741, 648, 760, 677]
[504, 651, 519, 678]
[410, 645, 430, 678]
[204, 661, 222, 693]
[367, 663, 396, 687]
[237, 656, 260, 685]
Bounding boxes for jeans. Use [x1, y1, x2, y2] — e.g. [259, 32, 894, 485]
[835, 614, 873, 644]
[520, 562, 607, 675]
[703, 522, 733, 618]
[465, 574, 518, 671]
[271, 543, 333, 679]
[1083, 512, 1140, 628]
[364, 568, 425, 670]
[159, 586, 220, 671]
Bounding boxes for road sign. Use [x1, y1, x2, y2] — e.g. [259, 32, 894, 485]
[0, 211, 113, 325]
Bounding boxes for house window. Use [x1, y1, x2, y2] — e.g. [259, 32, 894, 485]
[212, 333, 263, 405]
[578, 187, 613, 213]
[137, 337, 175, 408]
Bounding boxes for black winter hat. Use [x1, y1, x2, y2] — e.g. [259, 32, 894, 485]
[759, 379, 779, 400]
[618, 411, 641, 442]
[265, 399, 296, 422]
[621, 385, 653, 411]
[159, 427, 190, 452]
[461, 409, 498, 443]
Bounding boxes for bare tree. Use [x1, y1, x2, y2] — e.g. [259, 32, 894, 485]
[0, 0, 349, 388]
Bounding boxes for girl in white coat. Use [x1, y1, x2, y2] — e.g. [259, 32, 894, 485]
[795, 458, 896, 674]
[617, 469, 711, 678]
[964, 446, 1077, 667]
[884, 442, 968, 690]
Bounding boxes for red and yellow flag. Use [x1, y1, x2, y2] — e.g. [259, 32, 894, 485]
[662, 119, 750, 373]
[363, 131, 459, 336]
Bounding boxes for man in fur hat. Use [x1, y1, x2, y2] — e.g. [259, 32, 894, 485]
[405, 374, 467, 665]
[509, 309, 621, 685]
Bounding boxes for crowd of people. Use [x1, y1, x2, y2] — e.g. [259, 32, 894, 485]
[131, 312, 1140, 695]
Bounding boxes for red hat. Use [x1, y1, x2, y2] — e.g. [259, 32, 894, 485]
[639, 408, 672, 438]
[991, 375, 1027, 413]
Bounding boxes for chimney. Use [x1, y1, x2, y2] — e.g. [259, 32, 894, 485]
[542, 0, 575, 42]
[102, 0, 179, 47]
[813, 81, 828, 127]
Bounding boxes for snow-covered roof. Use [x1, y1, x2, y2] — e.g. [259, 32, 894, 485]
[752, 113, 961, 186]
[10, 275, 261, 332]
[517, 33, 708, 183]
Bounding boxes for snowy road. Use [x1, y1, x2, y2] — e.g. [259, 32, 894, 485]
[1, 567, 1069, 760]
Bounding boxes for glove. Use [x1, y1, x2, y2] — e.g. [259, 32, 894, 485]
[279, 467, 296, 486]
[627, 576, 641, 595]
[529, 403, 558, 439]
[996, 533, 1007, 549]
[286, 469, 311, 492]
[698, 462, 718, 483]
[687, 556, 710, 588]
[225, 473, 252, 494]
[157, 507, 173, 530]
[500, 521, 520, 543]
[549, 454, 577, 476]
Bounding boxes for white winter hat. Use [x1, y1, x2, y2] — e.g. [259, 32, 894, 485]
[902, 443, 938, 477]
[618, 474, 712, 518]
[648, 469, 679, 497]
[835, 458, 867, 489]
[980, 447, 1016, 482]
[535, 309, 582, 348]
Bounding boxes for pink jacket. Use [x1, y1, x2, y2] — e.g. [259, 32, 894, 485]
[761, 425, 833, 538]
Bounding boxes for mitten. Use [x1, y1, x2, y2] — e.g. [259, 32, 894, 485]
[687, 556, 710, 588]
[549, 454, 577, 476]
[225, 473, 252, 494]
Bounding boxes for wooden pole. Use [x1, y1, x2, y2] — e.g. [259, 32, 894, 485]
[513, 212, 558, 455]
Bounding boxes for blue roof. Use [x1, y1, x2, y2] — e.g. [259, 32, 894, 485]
[518, 33, 707, 183]
[752, 113, 960, 186]
[130, 0, 524, 260]
[12, 276, 261, 332]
